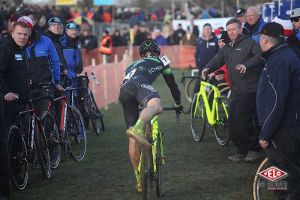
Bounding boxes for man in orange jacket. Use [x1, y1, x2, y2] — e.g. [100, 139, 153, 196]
[99, 29, 112, 63]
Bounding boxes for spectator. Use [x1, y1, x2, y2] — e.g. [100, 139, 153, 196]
[44, 17, 67, 74]
[0, 21, 32, 200]
[80, 29, 98, 51]
[63, 21, 83, 78]
[182, 26, 197, 46]
[172, 23, 186, 45]
[111, 29, 124, 47]
[244, 7, 265, 43]
[162, 21, 173, 44]
[152, 29, 167, 46]
[99, 29, 112, 62]
[18, 15, 63, 115]
[133, 23, 148, 46]
[192, 24, 200, 38]
[236, 8, 247, 24]
[289, 8, 300, 54]
[193, 23, 219, 94]
[202, 18, 263, 162]
[257, 22, 300, 200]
[273, 15, 300, 59]
[121, 26, 130, 46]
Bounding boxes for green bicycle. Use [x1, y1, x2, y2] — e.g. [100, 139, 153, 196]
[186, 76, 230, 146]
[138, 107, 180, 200]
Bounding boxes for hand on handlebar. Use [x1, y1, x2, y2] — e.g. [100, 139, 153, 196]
[201, 68, 209, 80]
[173, 102, 183, 113]
[55, 84, 65, 92]
[4, 92, 19, 102]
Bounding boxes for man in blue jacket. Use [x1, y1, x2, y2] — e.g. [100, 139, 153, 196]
[18, 15, 63, 115]
[257, 22, 300, 199]
[244, 7, 265, 43]
[62, 21, 83, 81]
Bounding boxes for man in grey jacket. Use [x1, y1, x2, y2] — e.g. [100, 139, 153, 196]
[202, 18, 263, 162]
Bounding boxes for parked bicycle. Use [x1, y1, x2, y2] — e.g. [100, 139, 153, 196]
[139, 106, 181, 200]
[73, 72, 105, 135]
[5, 95, 52, 190]
[182, 76, 230, 146]
[47, 86, 87, 168]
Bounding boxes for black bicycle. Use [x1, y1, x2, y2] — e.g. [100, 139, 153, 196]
[73, 73, 105, 135]
[5, 95, 52, 190]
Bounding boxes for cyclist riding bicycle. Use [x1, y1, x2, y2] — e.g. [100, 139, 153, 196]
[119, 39, 182, 193]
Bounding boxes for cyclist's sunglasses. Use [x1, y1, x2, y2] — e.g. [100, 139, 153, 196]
[290, 17, 300, 22]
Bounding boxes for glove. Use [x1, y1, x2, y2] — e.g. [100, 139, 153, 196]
[173, 102, 183, 113]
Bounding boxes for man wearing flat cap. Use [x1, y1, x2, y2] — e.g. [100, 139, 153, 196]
[257, 22, 300, 199]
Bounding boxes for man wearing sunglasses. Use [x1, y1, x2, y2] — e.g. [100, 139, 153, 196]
[289, 8, 300, 53]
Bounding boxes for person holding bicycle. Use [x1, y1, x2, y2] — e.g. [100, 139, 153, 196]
[0, 20, 32, 200]
[119, 39, 182, 193]
[201, 18, 263, 162]
[17, 14, 64, 115]
[257, 22, 300, 200]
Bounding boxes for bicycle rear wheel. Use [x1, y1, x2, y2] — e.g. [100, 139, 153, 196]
[35, 121, 51, 179]
[66, 105, 87, 161]
[184, 78, 197, 103]
[253, 158, 277, 200]
[41, 111, 61, 169]
[191, 94, 206, 142]
[155, 133, 162, 197]
[213, 96, 230, 146]
[6, 125, 28, 191]
[88, 92, 104, 135]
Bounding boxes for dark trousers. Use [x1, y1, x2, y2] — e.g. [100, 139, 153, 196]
[0, 96, 9, 197]
[228, 92, 260, 154]
[267, 126, 300, 200]
[29, 88, 50, 117]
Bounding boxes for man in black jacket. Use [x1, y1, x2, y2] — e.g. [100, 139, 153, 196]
[0, 21, 31, 200]
[202, 18, 263, 162]
[258, 22, 300, 200]
[44, 17, 67, 75]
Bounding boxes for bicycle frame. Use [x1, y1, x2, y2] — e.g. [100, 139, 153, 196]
[138, 115, 164, 172]
[193, 81, 228, 125]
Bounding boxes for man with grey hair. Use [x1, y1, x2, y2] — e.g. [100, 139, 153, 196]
[257, 22, 300, 199]
[201, 18, 263, 162]
[244, 6, 265, 43]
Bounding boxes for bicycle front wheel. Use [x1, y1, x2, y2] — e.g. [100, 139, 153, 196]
[88, 92, 104, 135]
[184, 78, 197, 103]
[253, 158, 277, 200]
[213, 96, 230, 146]
[141, 149, 153, 200]
[155, 133, 162, 197]
[191, 94, 206, 142]
[66, 105, 87, 161]
[41, 111, 61, 169]
[6, 125, 28, 191]
[36, 121, 51, 179]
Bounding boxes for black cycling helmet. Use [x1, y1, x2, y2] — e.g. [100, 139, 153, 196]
[139, 39, 161, 57]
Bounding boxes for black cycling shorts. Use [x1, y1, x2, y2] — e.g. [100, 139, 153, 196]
[119, 82, 160, 127]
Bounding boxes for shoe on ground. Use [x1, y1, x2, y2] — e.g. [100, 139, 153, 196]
[228, 153, 246, 162]
[135, 181, 142, 193]
[126, 127, 151, 148]
[244, 151, 260, 162]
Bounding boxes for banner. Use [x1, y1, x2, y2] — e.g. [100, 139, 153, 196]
[93, 0, 114, 6]
[23, 0, 52, 5]
[56, 0, 77, 5]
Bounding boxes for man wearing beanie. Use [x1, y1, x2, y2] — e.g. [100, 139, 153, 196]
[257, 22, 300, 199]
[44, 17, 67, 74]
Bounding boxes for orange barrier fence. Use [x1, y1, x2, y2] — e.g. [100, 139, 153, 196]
[82, 45, 196, 68]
